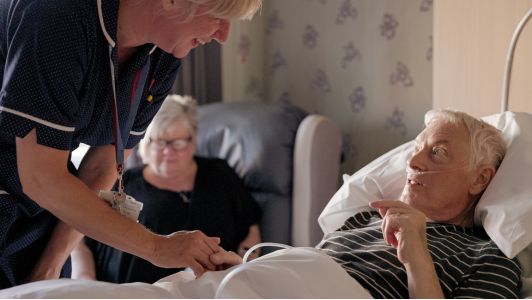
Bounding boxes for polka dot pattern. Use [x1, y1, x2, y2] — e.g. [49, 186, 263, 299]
[0, 0, 181, 213]
[0, 0, 181, 286]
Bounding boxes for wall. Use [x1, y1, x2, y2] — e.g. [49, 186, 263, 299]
[222, 0, 433, 174]
[433, 0, 532, 117]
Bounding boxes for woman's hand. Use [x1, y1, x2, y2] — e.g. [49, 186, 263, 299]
[152, 230, 220, 278]
[210, 248, 243, 270]
[70, 240, 97, 280]
[237, 224, 261, 260]
[369, 200, 428, 265]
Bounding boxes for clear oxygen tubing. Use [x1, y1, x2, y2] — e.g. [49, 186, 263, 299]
[405, 166, 468, 176]
[501, 8, 532, 113]
[214, 242, 293, 299]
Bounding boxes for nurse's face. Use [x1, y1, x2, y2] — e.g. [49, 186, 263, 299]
[151, 5, 230, 58]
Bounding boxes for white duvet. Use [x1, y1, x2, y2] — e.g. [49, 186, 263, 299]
[0, 248, 372, 299]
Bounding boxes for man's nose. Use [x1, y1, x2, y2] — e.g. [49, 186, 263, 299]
[408, 148, 426, 171]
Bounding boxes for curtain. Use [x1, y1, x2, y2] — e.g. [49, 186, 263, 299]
[171, 42, 222, 105]
[126, 43, 222, 169]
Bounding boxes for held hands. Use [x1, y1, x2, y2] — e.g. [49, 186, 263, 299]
[153, 230, 220, 278]
[210, 248, 243, 270]
[369, 200, 429, 265]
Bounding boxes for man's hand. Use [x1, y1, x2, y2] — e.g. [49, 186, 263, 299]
[370, 200, 444, 298]
[369, 200, 428, 265]
[210, 248, 243, 271]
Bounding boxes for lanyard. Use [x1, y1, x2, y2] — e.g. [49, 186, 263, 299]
[107, 45, 151, 194]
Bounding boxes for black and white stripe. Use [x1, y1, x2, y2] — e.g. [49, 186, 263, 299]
[318, 211, 521, 299]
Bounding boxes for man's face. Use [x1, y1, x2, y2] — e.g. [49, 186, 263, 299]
[400, 120, 477, 224]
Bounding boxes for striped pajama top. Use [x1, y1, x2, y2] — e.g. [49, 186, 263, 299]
[317, 211, 521, 298]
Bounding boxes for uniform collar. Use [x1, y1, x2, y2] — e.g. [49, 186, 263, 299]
[97, 0, 157, 54]
[97, 0, 119, 47]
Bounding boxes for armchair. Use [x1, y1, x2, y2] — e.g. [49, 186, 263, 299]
[196, 101, 342, 247]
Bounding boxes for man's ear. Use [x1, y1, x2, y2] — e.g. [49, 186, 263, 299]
[469, 165, 496, 196]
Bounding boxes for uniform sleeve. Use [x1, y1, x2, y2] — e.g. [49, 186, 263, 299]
[126, 52, 181, 148]
[453, 254, 521, 298]
[0, 1, 88, 149]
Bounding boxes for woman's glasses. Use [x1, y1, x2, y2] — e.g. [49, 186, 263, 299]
[149, 137, 192, 151]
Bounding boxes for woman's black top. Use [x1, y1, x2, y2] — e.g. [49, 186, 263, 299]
[86, 157, 261, 283]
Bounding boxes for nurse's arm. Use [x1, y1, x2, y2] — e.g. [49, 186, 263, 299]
[16, 129, 157, 275]
[29, 144, 128, 281]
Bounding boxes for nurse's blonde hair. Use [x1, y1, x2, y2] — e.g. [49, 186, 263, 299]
[182, 0, 262, 20]
[152, 0, 262, 21]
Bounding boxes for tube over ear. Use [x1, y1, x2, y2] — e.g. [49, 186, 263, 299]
[469, 165, 495, 197]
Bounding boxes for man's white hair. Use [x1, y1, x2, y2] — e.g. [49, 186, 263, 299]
[424, 109, 507, 170]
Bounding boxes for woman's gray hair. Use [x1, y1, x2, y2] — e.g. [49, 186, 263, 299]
[424, 109, 507, 170]
[138, 94, 198, 163]
[159, 0, 262, 21]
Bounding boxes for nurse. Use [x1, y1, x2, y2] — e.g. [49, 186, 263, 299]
[0, 0, 261, 288]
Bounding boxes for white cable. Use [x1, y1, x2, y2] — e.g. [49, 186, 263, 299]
[242, 242, 291, 263]
[214, 242, 293, 299]
[501, 8, 532, 113]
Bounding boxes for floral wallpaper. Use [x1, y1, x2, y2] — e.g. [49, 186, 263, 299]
[222, 0, 433, 175]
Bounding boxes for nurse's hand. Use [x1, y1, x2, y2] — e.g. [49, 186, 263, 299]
[152, 230, 220, 278]
[210, 248, 243, 270]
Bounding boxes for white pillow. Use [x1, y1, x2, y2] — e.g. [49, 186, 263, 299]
[318, 111, 532, 259]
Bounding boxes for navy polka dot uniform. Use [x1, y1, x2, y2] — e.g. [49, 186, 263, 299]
[0, 0, 181, 287]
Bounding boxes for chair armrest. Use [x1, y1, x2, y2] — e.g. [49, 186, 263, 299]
[292, 114, 342, 247]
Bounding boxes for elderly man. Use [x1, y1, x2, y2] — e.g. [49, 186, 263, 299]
[212, 109, 520, 298]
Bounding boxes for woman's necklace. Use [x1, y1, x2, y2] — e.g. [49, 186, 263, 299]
[178, 191, 191, 203]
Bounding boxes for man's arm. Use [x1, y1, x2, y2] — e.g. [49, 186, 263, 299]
[29, 144, 124, 281]
[18, 129, 220, 278]
[454, 252, 521, 298]
[370, 200, 445, 298]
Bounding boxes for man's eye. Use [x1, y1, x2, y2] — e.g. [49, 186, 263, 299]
[432, 147, 446, 156]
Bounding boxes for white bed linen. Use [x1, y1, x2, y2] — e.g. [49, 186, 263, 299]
[0, 248, 372, 299]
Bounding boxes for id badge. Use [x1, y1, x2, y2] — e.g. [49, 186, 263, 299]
[99, 190, 144, 222]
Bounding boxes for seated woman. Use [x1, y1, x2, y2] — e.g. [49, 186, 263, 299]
[211, 109, 521, 298]
[72, 95, 262, 284]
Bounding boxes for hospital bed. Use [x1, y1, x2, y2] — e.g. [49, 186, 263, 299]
[0, 110, 530, 298]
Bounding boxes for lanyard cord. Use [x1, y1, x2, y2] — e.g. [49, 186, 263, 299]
[107, 45, 151, 193]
